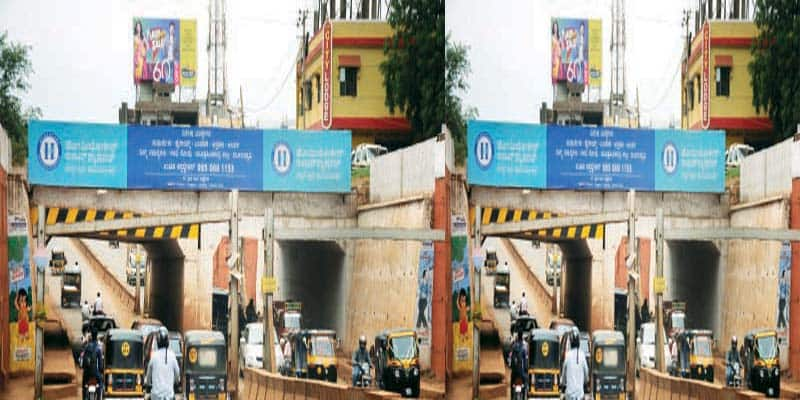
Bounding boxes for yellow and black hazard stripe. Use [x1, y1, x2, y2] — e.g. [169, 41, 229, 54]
[30, 207, 199, 240]
[468, 207, 603, 240]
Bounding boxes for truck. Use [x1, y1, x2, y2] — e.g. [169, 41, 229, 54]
[273, 300, 302, 339]
[664, 300, 687, 338]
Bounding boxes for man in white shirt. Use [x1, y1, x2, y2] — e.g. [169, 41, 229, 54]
[145, 327, 180, 400]
[519, 291, 529, 315]
[93, 292, 104, 315]
[561, 332, 588, 400]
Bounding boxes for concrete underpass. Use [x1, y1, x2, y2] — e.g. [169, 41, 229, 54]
[277, 240, 347, 333]
[667, 240, 722, 331]
[143, 240, 185, 331]
[560, 240, 592, 330]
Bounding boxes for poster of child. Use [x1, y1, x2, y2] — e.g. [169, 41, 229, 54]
[8, 215, 34, 372]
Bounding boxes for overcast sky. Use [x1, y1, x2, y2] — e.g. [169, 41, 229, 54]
[447, 0, 694, 128]
[0, 0, 312, 128]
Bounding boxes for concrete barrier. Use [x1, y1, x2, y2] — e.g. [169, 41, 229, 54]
[243, 368, 410, 400]
[638, 368, 799, 400]
[71, 238, 136, 312]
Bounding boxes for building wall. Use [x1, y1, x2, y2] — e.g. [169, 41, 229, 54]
[0, 125, 9, 383]
[297, 20, 409, 145]
[740, 137, 793, 203]
[681, 20, 771, 144]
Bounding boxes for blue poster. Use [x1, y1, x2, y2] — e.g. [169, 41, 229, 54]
[415, 241, 434, 347]
[262, 130, 351, 192]
[653, 129, 725, 192]
[28, 120, 128, 188]
[467, 120, 547, 188]
[127, 126, 263, 191]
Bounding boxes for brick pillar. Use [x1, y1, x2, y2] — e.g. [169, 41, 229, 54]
[790, 178, 800, 378]
[431, 170, 451, 381]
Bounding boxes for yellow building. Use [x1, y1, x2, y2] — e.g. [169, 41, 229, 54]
[681, 20, 773, 147]
[296, 20, 411, 148]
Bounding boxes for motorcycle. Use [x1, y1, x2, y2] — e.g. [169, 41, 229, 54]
[727, 361, 742, 388]
[84, 377, 100, 400]
[510, 376, 526, 400]
[355, 362, 372, 388]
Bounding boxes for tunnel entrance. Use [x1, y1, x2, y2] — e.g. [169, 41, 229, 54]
[143, 240, 185, 331]
[667, 240, 720, 332]
[278, 240, 346, 333]
[560, 240, 592, 331]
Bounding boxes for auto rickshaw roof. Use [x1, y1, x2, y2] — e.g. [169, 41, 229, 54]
[51, 247, 64, 254]
[684, 329, 713, 338]
[592, 330, 624, 345]
[530, 329, 560, 341]
[184, 330, 225, 345]
[63, 265, 81, 274]
[106, 329, 144, 343]
[550, 318, 576, 328]
[495, 265, 510, 274]
[132, 318, 164, 327]
[745, 328, 777, 340]
[379, 328, 416, 338]
[300, 329, 336, 338]
[486, 247, 497, 254]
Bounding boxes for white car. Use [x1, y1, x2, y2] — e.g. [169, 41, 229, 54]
[639, 322, 670, 370]
[240, 323, 264, 369]
[351, 143, 388, 167]
[725, 143, 754, 167]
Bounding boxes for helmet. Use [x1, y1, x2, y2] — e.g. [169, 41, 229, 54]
[570, 330, 580, 349]
[359, 335, 367, 348]
[157, 327, 169, 349]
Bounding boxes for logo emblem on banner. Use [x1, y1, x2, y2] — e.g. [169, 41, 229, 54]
[37, 132, 61, 170]
[662, 142, 678, 175]
[272, 142, 292, 175]
[475, 132, 494, 170]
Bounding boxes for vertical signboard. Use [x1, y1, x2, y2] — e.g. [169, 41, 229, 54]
[467, 120, 547, 188]
[8, 215, 33, 373]
[133, 18, 197, 87]
[451, 215, 472, 373]
[28, 120, 128, 189]
[321, 21, 333, 129]
[551, 18, 600, 87]
[414, 241, 434, 369]
[701, 22, 711, 129]
[777, 241, 791, 368]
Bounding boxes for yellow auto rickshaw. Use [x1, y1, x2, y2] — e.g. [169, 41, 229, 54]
[300, 329, 337, 382]
[484, 247, 498, 275]
[591, 330, 626, 399]
[61, 264, 81, 308]
[375, 329, 420, 397]
[528, 329, 561, 398]
[102, 329, 145, 399]
[183, 330, 228, 400]
[743, 328, 780, 398]
[676, 329, 714, 382]
[49, 247, 66, 275]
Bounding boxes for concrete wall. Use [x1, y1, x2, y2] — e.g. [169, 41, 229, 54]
[346, 198, 431, 356]
[369, 135, 451, 203]
[0, 124, 8, 382]
[721, 199, 787, 351]
[740, 138, 793, 203]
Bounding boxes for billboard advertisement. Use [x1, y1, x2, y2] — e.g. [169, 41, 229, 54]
[28, 121, 352, 193]
[133, 18, 197, 86]
[8, 215, 33, 373]
[414, 241, 434, 369]
[467, 120, 725, 192]
[777, 241, 791, 368]
[451, 215, 473, 373]
[551, 18, 601, 87]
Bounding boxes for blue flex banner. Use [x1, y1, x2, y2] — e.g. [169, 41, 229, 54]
[467, 120, 725, 193]
[28, 121, 352, 193]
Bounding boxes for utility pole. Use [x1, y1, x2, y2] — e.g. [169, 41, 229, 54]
[626, 190, 637, 397]
[227, 190, 241, 398]
[655, 208, 666, 372]
[34, 205, 45, 400]
[472, 205, 481, 400]
[262, 208, 275, 372]
[134, 244, 141, 314]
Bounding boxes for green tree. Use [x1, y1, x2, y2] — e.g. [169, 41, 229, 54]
[749, 0, 800, 139]
[381, 0, 445, 143]
[0, 31, 39, 165]
[445, 37, 476, 164]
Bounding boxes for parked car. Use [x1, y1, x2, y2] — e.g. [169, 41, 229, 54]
[351, 143, 388, 167]
[239, 322, 264, 371]
[638, 322, 670, 370]
[726, 143, 754, 167]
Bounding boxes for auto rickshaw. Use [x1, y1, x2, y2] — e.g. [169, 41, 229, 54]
[591, 330, 626, 399]
[675, 329, 714, 382]
[374, 329, 420, 397]
[484, 247, 498, 275]
[527, 329, 561, 398]
[742, 328, 780, 397]
[493, 263, 510, 308]
[102, 329, 145, 399]
[296, 329, 337, 382]
[183, 330, 228, 400]
[60, 264, 81, 308]
[49, 247, 66, 275]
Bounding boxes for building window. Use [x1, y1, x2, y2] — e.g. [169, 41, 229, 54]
[687, 81, 694, 110]
[716, 66, 731, 97]
[696, 77, 701, 106]
[339, 67, 358, 97]
[316, 75, 321, 103]
[304, 80, 312, 111]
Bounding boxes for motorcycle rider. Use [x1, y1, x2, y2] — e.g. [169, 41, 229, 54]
[144, 327, 180, 400]
[508, 327, 529, 395]
[80, 326, 104, 399]
[352, 335, 372, 386]
[726, 336, 741, 386]
[561, 331, 589, 400]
